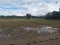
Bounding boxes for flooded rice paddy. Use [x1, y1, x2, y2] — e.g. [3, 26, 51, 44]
[0, 25, 59, 40]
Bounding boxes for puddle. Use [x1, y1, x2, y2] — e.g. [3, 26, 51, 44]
[0, 28, 11, 39]
[0, 26, 59, 39]
[23, 26, 58, 34]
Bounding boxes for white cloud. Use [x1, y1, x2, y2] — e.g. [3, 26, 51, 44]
[0, 0, 60, 16]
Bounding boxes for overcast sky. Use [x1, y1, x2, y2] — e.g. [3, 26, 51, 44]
[0, 0, 60, 16]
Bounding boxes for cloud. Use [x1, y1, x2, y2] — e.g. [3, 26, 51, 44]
[0, 0, 60, 16]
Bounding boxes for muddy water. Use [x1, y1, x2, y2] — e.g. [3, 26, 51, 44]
[23, 26, 58, 34]
[0, 25, 59, 39]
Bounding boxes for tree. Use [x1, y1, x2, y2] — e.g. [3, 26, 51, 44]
[26, 14, 31, 19]
[45, 11, 60, 19]
[45, 12, 52, 19]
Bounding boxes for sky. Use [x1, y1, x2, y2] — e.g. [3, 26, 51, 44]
[0, 0, 60, 16]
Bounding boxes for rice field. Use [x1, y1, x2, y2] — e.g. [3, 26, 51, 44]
[0, 19, 60, 45]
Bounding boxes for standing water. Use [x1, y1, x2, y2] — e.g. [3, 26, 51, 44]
[0, 25, 59, 39]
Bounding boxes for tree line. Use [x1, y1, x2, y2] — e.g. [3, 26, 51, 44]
[0, 16, 25, 19]
[45, 11, 60, 19]
[0, 10, 60, 19]
[0, 14, 44, 19]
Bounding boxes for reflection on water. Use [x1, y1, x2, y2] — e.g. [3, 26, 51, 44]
[0, 25, 59, 39]
[24, 26, 58, 34]
[0, 29, 10, 39]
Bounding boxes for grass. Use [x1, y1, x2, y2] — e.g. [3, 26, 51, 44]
[0, 18, 60, 28]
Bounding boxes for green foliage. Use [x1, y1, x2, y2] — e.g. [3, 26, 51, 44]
[26, 14, 31, 19]
[45, 11, 60, 19]
[0, 16, 25, 19]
